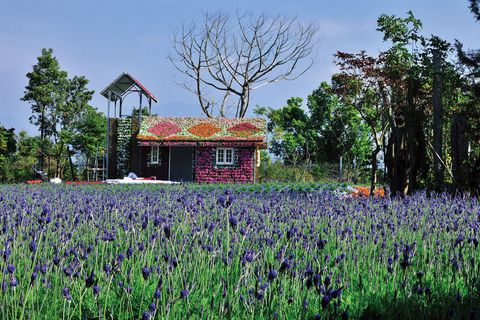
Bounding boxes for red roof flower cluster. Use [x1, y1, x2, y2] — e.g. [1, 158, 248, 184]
[147, 122, 181, 138]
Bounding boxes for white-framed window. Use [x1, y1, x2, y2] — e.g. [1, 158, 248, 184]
[150, 146, 160, 164]
[216, 148, 234, 165]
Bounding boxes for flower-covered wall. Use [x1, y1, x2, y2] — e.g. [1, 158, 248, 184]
[195, 147, 255, 183]
[116, 118, 132, 177]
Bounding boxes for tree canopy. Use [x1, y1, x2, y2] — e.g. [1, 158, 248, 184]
[20, 48, 105, 180]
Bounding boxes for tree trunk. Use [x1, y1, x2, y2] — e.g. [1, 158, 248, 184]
[47, 155, 51, 178]
[370, 146, 381, 196]
[432, 49, 444, 190]
[238, 89, 250, 118]
[386, 79, 426, 197]
[386, 110, 406, 196]
[56, 143, 63, 178]
[469, 157, 480, 196]
[451, 114, 468, 191]
[67, 146, 75, 181]
[40, 107, 45, 172]
[86, 155, 89, 181]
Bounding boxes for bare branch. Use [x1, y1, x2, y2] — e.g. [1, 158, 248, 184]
[169, 10, 318, 117]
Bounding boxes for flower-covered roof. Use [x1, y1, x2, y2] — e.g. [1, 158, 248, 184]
[137, 116, 266, 145]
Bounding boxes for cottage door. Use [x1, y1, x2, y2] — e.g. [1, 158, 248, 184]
[169, 147, 194, 182]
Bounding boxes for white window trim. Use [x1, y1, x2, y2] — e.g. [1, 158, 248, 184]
[216, 148, 234, 165]
[150, 145, 160, 164]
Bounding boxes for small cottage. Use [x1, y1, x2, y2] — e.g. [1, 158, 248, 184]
[136, 116, 266, 182]
[103, 73, 267, 183]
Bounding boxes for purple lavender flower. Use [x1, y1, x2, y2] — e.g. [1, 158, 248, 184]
[6, 264, 14, 274]
[9, 276, 18, 288]
[62, 287, 72, 301]
[268, 269, 278, 282]
[148, 302, 156, 312]
[154, 288, 161, 299]
[279, 259, 292, 272]
[29, 240, 37, 253]
[229, 216, 238, 230]
[180, 289, 189, 299]
[142, 266, 151, 281]
[256, 290, 265, 300]
[127, 246, 134, 258]
[321, 295, 331, 309]
[40, 264, 47, 275]
[85, 271, 95, 288]
[163, 224, 171, 239]
[242, 249, 255, 264]
[103, 264, 112, 276]
[117, 253, 125, 263]
[93, 284, 100, 297]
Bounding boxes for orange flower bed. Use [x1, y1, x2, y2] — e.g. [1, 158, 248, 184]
[137, 135, 160, 141]
[187, 123, 221, 137]
[26, 180, 43, 184]
[351, 186, 385, 198]
[66, 181, 104, 185]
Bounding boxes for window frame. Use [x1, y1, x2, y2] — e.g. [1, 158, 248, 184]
[216, 148, 234, 165]
[150, 145, 160, 164]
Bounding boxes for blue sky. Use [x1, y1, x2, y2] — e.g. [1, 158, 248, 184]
[0, 0, 478, 134]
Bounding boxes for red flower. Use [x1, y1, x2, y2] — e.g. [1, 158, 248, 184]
[147, 122, 181, 138]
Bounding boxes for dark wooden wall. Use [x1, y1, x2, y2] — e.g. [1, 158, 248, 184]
[139, 146, 169, 180]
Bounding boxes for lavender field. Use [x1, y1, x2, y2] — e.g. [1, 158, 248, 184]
[0, 184, 479, 319]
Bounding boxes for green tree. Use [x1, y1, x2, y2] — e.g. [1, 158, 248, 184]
[469, 0, 480, 21]
[307, 82, 371, 171]
[12, 131, 40, 182]
[332, 50, 390, 194]
[22, 48, 95, 179]
[378, 12, 464, 194]
[0, 125, 16, 182]
[71, 105, 107, 178]
[0, 126, 16, 160]
[260, 97, 315, 166]
[21, 48, 68, 172]
[453, 0, 480, 194]
[376, 11, 429, 195]
[55, 75, 94, 179]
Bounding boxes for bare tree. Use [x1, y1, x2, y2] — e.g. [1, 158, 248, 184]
[169, 11, 318, 117]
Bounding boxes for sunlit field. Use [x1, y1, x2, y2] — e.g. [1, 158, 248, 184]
[0, 184, 479, 319]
